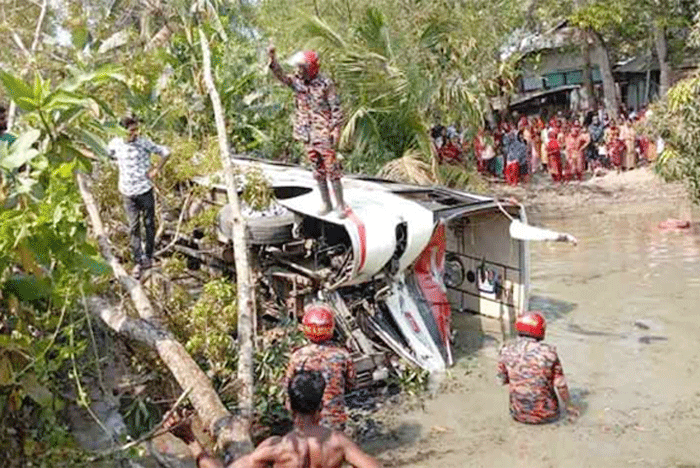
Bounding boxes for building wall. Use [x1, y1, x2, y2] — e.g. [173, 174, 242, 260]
[520, 49, 605, 92]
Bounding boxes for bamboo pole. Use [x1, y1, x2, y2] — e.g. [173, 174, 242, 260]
[198, 27, 255, 455]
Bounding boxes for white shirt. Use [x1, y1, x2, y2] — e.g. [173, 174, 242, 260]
[108, 136, 170, 197]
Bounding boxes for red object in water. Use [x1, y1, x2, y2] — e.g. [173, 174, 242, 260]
[658, 219, 691, 230]
[413, 222, 451, 358]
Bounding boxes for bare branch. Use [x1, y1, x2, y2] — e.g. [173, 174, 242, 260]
[30, 0, 47, 53]
[199, 27, 255, 457]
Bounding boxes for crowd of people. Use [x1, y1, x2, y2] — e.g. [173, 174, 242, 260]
[432, 107, 660, 186]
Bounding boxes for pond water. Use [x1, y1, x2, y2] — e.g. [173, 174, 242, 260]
[384, 197, 700, 468]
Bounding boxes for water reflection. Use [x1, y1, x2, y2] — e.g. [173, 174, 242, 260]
[526, 200, 700, 412]
[530, 203, 700, 308]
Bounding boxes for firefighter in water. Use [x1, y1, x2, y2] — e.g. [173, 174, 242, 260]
[285, 303, 356, 431]
[497, 311, 578, 424]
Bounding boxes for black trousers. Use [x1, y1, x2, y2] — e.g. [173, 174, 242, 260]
[123, 189, 155, 263]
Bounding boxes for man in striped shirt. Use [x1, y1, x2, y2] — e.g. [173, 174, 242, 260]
[108, 116, 170, 278]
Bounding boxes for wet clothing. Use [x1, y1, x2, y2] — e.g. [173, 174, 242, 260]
[497, 336, 570, 424]
[285, 342, 356, 430]
[269, 61, 343, 180]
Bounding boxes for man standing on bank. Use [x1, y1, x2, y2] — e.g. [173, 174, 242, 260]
[268, 44, 348, 218]
[108, 116, 170, 279]
[497, 311, 579, 424]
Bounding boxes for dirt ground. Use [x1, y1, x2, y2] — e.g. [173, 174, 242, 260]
[365, 168, 700, 468]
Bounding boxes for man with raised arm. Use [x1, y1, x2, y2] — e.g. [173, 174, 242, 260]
[268, 44, 347, 218]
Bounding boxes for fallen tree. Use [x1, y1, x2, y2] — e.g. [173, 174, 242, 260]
[77, 173, 251, 458]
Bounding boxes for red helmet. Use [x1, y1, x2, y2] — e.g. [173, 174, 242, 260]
[302, 50, 319, 79]
[515, 311, 546, 340]
[302, 303, 334, 343]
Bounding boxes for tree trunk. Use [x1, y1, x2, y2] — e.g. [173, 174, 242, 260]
[198, 28, 255, 457]
[653, 22, 671, 97]
[591, 30, 619, 121]
[76, 173, 243, 454]
[581, 30, 595, 110]
[573, 0, 594, 110]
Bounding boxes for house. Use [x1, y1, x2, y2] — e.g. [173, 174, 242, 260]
[614, 53, 660, 112]
[502, 21, 607, 117]
[504, 21, 699, 117]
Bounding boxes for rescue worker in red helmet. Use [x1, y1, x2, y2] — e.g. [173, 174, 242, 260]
[284, 303, 356, 430]
[497, 311, 578, 424]
[268, 43, 348, 218]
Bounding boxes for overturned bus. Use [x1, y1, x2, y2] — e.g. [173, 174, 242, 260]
[178, 157, 573, 386]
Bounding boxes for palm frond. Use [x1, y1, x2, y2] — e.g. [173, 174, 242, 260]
[437, 164, 485, 191]
[355, 7, 392, 59]
[302, 15, 347, 50]
[377, 149, 436, 185]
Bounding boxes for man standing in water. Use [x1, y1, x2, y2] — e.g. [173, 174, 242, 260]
[497, 311, 578, 424]
[169, 370, 380, 468]
[108, 116, 171, 279]
[268, 44, 348, 217]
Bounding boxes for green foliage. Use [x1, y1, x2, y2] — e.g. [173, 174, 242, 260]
[569, 1, 626, 32]
[437, 164, 486, 191]
[241, 166, 275, 210]
[179, 278, 238, 376]
[183, 205, 220, 244]
[649, 73, 700, 203]
[389, 363, 430, 396]
[253, 325, 305, 430]
[0, 67, 119, 463]
[257, 0, 524, 185]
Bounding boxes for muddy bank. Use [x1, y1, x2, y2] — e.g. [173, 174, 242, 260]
[489, 167, 689, 218]
[368, 175, 700, 468]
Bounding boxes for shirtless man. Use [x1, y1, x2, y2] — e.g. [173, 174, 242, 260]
[169, 370, 380, 468]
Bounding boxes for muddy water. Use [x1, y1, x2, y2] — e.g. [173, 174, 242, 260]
[373, 198, 700, 468]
